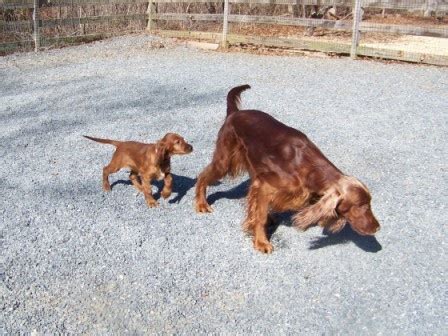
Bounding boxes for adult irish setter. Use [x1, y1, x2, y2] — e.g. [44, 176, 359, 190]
[195, 85, 380, 253]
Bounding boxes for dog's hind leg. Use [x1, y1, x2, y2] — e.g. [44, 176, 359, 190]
[195, 161, 228, 213]
[195, 128, 237, 213]
[102, 152, 122, 192]
[244, 178, 273, 254]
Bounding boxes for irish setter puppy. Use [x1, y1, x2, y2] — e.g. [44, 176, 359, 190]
[195, 85, 380, 253]
[85, 133, 192, 207]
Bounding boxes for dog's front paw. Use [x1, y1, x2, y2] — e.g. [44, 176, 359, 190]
[161, 190, 172, 199]
[253, 240, 273, 254]
[243, 220, 255, 234]
[195, 202, 213, 213]
[103, 184, 111, 192]
[146, 199, 159, 208]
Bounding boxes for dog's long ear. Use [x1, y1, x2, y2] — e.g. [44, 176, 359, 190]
[324, 217, 347, 233]
[155, 141, 168, 162]
[294, 189, 342, 231]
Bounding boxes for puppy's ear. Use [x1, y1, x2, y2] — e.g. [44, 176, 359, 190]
[294, 189, 342, 231]
[156, 141, 168, 161]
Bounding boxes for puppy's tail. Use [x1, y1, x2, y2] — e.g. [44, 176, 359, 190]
[227, 84, 251, 116]
[83, 135, 120, 146]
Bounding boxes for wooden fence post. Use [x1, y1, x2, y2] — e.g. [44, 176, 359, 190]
[350, 0, 362, 59]
[221, 0, 230, 48]
[33, 0, 40, 51]
[146, 0, 156, 31]
[293, 0, 300, 17]
[79, 6, 86, 35]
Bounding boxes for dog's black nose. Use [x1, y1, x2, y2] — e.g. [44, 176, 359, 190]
[188, 145, 193, 152]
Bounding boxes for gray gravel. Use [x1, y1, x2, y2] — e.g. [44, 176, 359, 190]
[1, 33, 447, 335]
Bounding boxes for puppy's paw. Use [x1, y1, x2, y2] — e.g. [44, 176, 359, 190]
[161, 190, 172, 199]
[103, 184, 111, 192]
[146, 199, 159, 208]
[195, 202, 213, 213]
[253, 240, 273, 254]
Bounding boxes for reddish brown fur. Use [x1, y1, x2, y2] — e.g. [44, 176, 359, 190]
[195, 85, 380, 253]
[85, 133, 192, 207]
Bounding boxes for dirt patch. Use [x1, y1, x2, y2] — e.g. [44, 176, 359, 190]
[230, 24, 400, 43]
[362, 35, 448, 56]
[365, 13, 448, 26]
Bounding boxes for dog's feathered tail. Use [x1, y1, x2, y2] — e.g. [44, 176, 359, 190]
[83, 135, 121, 146]
[227, 84, 251, 116]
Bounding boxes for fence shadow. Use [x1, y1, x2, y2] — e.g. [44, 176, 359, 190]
[111, 173, 196, 203]
[268, 212, 382, 253]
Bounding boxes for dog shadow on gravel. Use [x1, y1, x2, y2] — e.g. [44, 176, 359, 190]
[110, 174, 196, 203]
[307, 225, 382, 253]
[205, 180, 381, 253]
[206, 179, 250, 205]
[269, 212, 382, 253]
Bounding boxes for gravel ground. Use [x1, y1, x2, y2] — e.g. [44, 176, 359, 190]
[1, 33, 447, 334]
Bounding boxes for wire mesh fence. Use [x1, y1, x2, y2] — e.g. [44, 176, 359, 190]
[1, 0, 447, 64]
[152, 0, 447, 64]
[355, 0, 448, 64]
[0, 0, 149, 54]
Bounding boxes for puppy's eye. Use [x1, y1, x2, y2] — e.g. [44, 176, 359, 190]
[175, 140, 180, 144]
